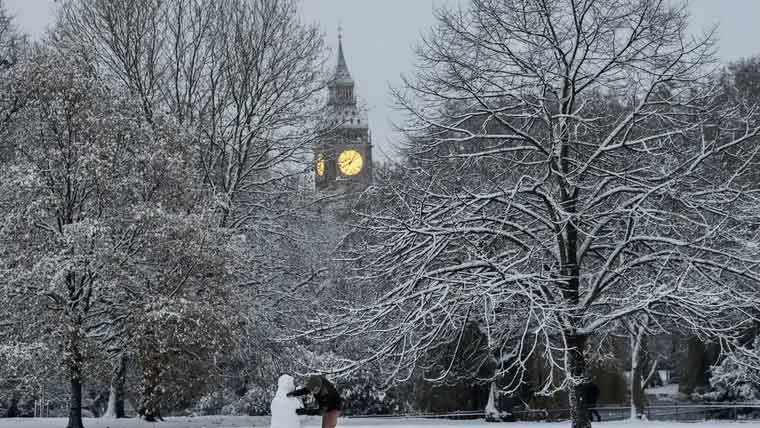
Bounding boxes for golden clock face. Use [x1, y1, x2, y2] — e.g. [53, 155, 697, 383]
[316, 155, 326, 177]
[338, 149, 364, 176]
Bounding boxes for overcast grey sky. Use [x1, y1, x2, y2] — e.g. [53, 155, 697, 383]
[6, 0, 760, 159]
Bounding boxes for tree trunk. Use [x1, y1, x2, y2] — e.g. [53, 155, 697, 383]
[568, 334, 591, 428]
[66, 365, 85, 428]
[115, 385, 125, 418]
[104, 355, 126, 419]
[140, 357, 162, 422]
[680, 337, 707, 395]
[563, 201, 589, 428]
[105, 384, 118, 419]
[485, 382, 500, 422]
[630, 326, 646, 419]
[6, 394, 19, 417]
[65, 325, 86, 428]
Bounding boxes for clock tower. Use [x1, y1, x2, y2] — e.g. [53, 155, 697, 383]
[314, 32, 372, 192]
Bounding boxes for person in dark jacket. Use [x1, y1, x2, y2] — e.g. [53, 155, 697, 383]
[287, 375, 342, 428]
[583, 381, 601, 422]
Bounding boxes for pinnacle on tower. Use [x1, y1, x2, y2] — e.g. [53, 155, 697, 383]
[334, 23, 352, 82]
[328, 27, 355, 107]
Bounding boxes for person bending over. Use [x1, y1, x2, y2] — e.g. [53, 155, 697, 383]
[288, 375, 342, 428]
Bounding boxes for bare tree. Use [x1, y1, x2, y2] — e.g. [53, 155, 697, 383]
[0, 0, 27, 141]
[308, 1, 760, 427]
[57, 0, 327, 227]
[0, 45, 145, 428]
[0, 0, 23, 70]
[0, 29, 231, 424]
[52, 0, 331, 418]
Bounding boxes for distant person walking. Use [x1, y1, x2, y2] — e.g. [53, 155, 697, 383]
[287, 375, 342, 428]
[583, 381, 601, 422]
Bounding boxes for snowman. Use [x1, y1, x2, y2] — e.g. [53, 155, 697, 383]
[270, 374, 303, 428]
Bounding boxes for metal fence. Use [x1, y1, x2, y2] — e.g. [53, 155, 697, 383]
[349, 411, 485, 420]
[595, 404, 760, 422]
[347, 404, 760, 422]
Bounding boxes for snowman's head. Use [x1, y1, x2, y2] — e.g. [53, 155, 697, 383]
[277, 374, 295, 395]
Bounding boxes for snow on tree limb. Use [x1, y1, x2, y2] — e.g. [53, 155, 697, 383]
[297, 1, 760, 427]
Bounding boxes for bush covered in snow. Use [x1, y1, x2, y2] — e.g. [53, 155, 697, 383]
[221, 385, 273, 416]
[192, 391, 229, 416]
[192, 385, 272, 417]
[338, 368, 408, 416]
[704, 338, 760, 402]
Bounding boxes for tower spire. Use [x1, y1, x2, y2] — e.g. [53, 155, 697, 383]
[334, 23, 352, 82]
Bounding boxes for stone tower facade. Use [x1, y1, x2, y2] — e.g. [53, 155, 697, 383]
[314, 34, 372, 192]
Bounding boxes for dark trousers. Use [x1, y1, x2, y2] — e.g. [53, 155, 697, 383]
[588, 408, 601, 422]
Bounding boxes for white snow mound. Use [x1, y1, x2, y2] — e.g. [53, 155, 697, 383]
[271, 374, 304, 428]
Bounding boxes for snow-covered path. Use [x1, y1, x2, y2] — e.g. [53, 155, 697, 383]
[0, 416, 758, 428]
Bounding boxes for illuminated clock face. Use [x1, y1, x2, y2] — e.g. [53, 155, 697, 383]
[316, 155, 326, 177]
[338, 149, 364, 176]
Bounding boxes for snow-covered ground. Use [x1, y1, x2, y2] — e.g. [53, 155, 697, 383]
[0, 416, 758, 428]
[645, 384, 681, 396]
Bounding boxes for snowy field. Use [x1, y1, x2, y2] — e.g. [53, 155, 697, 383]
[0, 417, 758, 428]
